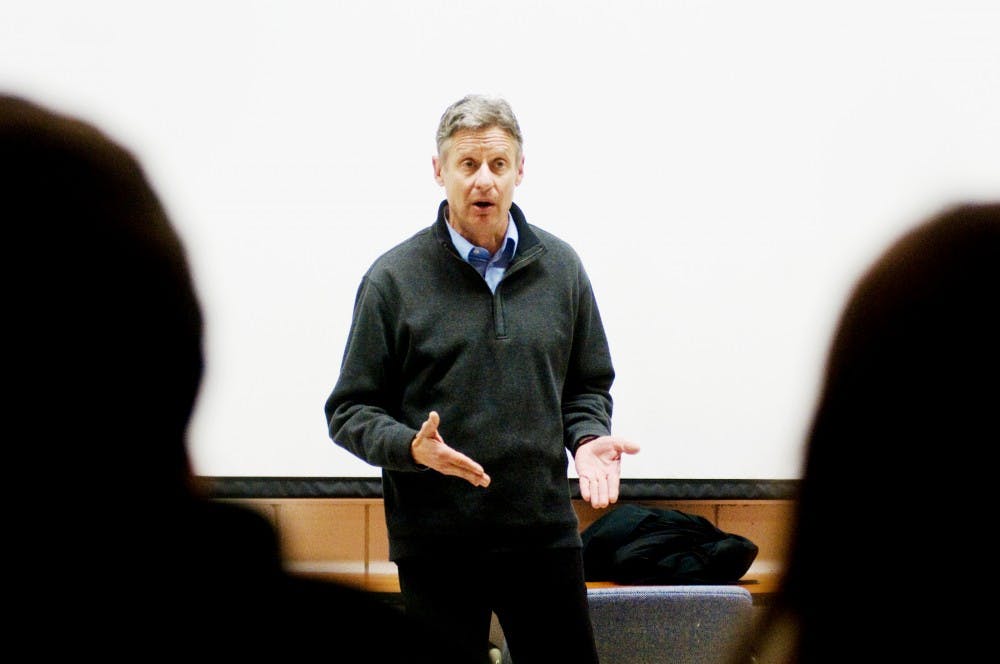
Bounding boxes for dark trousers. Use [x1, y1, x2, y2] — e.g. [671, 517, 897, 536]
[396, 547, 599, 664]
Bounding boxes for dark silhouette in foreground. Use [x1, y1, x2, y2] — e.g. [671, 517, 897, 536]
[4, 93, 474, 662]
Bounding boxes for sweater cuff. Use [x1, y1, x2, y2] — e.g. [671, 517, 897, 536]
[572, 435, 598, 457]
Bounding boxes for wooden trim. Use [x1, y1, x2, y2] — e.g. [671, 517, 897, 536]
[291, 569, 781, 605]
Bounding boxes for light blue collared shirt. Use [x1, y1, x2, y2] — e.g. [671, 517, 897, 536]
[446, 212, 518, 293]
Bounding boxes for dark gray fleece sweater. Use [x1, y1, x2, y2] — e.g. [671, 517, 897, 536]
[325, 201, 615, 561]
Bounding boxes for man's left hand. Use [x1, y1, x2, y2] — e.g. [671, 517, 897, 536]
[574, 436, 641, 509]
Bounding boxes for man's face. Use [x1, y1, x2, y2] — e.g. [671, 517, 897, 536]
[433, 126, 524, 250]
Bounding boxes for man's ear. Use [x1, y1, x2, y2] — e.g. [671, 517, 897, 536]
[432, 155, 445, 186]
[515, 155, 525, 186]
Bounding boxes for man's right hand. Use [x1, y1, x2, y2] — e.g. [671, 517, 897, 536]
[410, 410, 491, 488]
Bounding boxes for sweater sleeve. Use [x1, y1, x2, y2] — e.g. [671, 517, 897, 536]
[561, 265, 616, 451]
[323, 275, 425, 471]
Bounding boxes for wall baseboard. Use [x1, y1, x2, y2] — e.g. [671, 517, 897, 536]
[203, 476, 799, 501]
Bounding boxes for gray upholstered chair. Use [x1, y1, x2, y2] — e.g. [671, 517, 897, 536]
[500, 585, 753, 664]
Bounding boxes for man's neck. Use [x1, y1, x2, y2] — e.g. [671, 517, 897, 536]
[444, 205, 508, 255]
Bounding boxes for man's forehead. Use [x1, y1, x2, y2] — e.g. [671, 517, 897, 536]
[447, 127, 518, 155]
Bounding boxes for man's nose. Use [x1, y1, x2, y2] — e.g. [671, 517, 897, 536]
[473, 163, 494, 188]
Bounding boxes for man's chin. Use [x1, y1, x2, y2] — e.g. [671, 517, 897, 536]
[470, 208, 500, 223]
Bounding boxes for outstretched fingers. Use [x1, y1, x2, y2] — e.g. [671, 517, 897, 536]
[412, 411, 490, 488]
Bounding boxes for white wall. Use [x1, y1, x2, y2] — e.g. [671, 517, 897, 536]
[4, 1, 998, 479]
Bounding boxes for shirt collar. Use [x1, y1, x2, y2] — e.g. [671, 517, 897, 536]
[446, 211, 518, 268]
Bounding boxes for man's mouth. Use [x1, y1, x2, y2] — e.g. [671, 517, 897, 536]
[474, 201, 494, 209]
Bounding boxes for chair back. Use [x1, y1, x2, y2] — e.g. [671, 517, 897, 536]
[501, 584, 753, 664]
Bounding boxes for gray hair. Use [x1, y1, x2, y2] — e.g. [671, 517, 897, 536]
[435, 94, 523, 158]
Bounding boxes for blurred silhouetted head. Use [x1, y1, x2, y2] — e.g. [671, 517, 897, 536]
[799, 201, 1000, 530]
[744, 202, 1000, 663]
[2, 93, 478, 663]
[4, 94, 202, 497]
